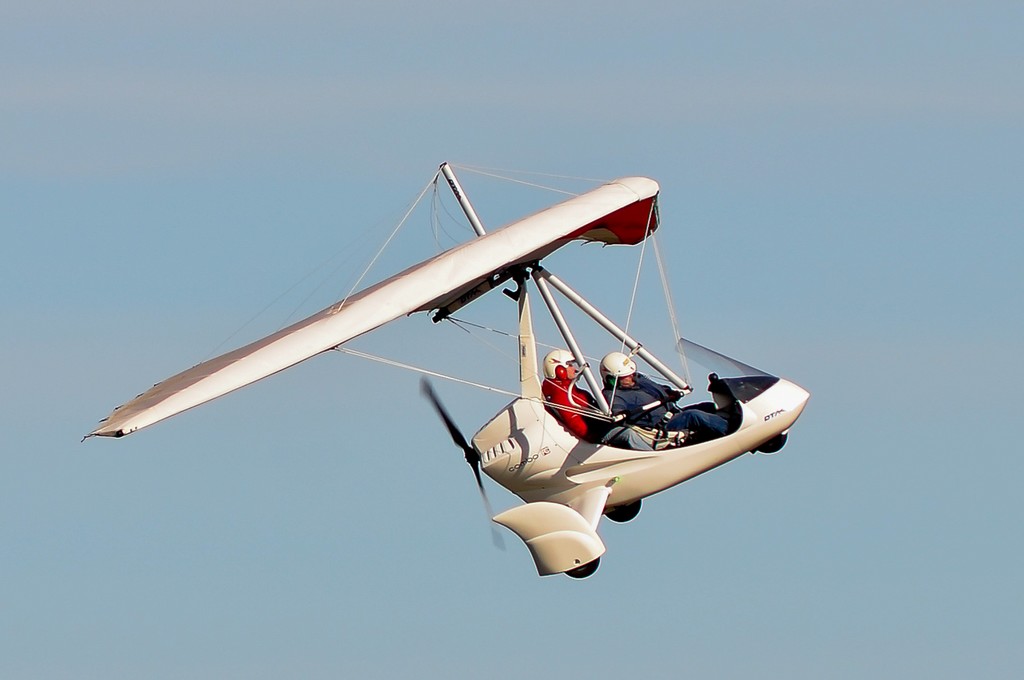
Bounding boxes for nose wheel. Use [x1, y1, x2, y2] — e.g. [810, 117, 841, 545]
[756, 432, 788, 454]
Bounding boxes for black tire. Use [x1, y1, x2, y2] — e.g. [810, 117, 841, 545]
[565, 557, 600, 579]
[605, 500, 642, 523]
[757, 432, 788, 454]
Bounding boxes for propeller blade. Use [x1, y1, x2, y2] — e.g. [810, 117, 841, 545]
[420, 379, 504, 549]
[420, 379, 476, 464]
[472, 467, 505, 550]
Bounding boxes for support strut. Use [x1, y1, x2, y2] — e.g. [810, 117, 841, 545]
[440, 162, 487, 237]
[531, 272, 611, 414]
[534, 268, 692, 394]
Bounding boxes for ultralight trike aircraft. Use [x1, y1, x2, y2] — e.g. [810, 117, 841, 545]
[89, 163, 810, 578]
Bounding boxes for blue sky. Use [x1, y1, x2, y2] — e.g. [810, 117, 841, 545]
[3, 2, 1023, 678]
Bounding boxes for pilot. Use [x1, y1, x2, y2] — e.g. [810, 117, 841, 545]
[541, 349, 652, 450]
[600, 351, 729, 445]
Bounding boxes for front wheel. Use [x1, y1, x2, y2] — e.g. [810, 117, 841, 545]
[757, 432, 788, 454]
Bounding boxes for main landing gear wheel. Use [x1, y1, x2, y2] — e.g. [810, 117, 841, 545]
[566, 557, 601, 579]
[605, 500, 642, 523]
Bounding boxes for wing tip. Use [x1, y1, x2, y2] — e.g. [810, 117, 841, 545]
[87, 425, 129, 439]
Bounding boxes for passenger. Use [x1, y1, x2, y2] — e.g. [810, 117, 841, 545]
[541, 349, 596, 440]
[600, 351, 729, 445]
[541, 349, 652, 450]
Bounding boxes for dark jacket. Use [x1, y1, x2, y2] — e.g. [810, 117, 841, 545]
[601, 373, 678, 429]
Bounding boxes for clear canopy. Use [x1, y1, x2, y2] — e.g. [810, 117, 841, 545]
[676, 337, 774, 381]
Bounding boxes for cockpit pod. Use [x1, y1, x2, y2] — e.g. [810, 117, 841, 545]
[472, 339, 809, 578]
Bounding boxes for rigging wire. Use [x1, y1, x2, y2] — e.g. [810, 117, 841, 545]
[445, 318, 520, 365]
[446, 316, 605, 368]
[449, 163, 605, 196]
[284, 172, 441, 327]
[622, 194, 663, 355]
[329, 172, 440, 314]
[332, 347, 619, 423]
[452, 162, 608, 185]
[332, 347, 519, 399]
[199, 254, 342, 362]
[198, 171, 441, 362]
[606, 199, 658, 407]
[446, 317, 586, 361]
[430, 176, 474, 248]
[652, 233, 691, 385]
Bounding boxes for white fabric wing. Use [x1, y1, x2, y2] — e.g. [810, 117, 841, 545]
[92, 177, 659, 437]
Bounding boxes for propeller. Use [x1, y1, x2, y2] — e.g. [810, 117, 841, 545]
[420, 379, 504, 548]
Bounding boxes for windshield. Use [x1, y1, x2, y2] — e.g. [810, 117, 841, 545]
[676, 338, 774, 380]
[675, 338, 779, 403]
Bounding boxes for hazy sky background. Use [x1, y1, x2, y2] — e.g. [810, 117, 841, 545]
[3, 2, 1022, 678]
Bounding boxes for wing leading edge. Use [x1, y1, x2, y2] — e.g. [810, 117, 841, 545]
[91, 176, 659, 438]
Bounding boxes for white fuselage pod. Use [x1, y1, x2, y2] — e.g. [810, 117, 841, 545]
[472, 379, 810, 508]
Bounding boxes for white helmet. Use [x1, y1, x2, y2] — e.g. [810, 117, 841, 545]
[543, 349, 576, 380]
[600, 351, 637, 384]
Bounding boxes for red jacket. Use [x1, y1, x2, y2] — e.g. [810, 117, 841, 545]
[542, 378, 600, 441]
